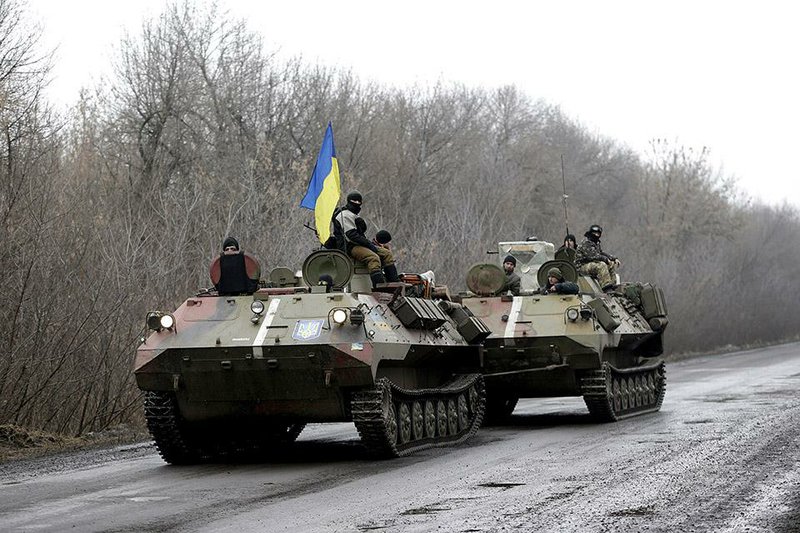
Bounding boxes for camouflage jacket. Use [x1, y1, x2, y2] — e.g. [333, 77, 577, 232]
[575, 238, 615, 266]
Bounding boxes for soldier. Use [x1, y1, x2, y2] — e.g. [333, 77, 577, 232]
[575, 224, 619, 291]
[560, 234, 577, 250]
[373, 229, 392, 249]
[542, 267, 579, 295]
[555, 233, 578, 263]
[331, 191, 399, 287]
[215, 237, 259, 295]
[495, 255, 521, 296]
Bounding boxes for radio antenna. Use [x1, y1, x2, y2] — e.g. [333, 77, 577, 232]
[560, 154, 570, 236]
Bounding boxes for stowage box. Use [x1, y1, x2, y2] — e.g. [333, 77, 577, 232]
[390, 296, 448, 330]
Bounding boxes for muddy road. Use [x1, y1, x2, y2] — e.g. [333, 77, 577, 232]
[2, 344, 800, 532]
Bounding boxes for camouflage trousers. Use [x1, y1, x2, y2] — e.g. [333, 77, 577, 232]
[350, 245, 394, 273]
[578, 261, 616, 289]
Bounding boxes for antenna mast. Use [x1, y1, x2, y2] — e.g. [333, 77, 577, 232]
[560, 154, 570, 236]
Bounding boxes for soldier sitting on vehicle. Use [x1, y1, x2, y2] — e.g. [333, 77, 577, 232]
[575, 225, 620, 292]
[541, 267, 579, 295]
[329, 191, 399, 287]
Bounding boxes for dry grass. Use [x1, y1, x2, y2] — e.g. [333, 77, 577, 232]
[0, 424, 149, 463]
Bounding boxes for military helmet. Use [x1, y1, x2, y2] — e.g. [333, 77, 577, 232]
[585, 224, 603, 239]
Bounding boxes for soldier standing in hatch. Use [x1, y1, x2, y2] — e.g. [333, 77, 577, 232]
[555, 233, 578, 262]
[214, 237, 259, 295]
[330, 191, 399, 287]
[575, 224, 620, 291]
[496, 255, 521, 296]
[542, 267, 579, 295]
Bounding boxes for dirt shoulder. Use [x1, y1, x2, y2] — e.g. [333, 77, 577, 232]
[0, 423, 150, 464]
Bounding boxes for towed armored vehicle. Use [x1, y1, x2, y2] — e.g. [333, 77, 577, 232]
[134, 250, 490, 464]
[459, 240, 668, 422]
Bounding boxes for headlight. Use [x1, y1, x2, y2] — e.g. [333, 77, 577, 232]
[332, 309, 348, 325]
[580, 307, 593, 321]
[251, 300, 265, 315]
[160, 314, 175, 329]
[146, 311, 175, 331]
[566, 308, 579, 322]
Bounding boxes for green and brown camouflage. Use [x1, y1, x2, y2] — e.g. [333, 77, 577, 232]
[459, 239, 668, 422]
[135, 250, 488, 464]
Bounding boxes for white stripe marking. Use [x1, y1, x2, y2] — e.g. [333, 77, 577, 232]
[504, 296, 522, 338]
[253, 298, 281, 346]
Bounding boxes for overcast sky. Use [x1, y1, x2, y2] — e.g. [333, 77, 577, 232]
[28, 0, 800, 208]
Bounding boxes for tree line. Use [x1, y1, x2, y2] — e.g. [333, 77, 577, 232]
[1, 0, 797, 437]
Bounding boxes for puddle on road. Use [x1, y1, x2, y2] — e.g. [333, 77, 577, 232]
[608, 505, 655, 517]
[544, 487, 582, 502]
[401, 506, 452, 515]
[399, 496, 480, 518]
[684, 419, 715, 424]
[128, 496, 170, 502]
[478, 482, 526, 490]
[700, 395, 744, 403]
[357, 525, 390, 531]
[752, 389, 798, 398]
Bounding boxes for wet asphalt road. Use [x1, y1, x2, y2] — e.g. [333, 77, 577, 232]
[2, 344, 800, 533]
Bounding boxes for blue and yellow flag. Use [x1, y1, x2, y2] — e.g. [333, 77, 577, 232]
[300, 123, 341, 244]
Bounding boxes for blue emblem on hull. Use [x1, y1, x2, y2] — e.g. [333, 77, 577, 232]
[292, 319, 324, 341]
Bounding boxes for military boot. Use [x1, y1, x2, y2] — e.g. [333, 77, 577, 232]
[370, 271, 387, 287]
[383, 264, 400, 282]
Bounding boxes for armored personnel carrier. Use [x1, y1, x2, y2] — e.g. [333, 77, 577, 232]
[459, 240, 668, 422]
[134, 250, 489, 464]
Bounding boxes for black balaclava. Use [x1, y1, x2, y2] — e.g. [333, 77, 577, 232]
[346, 191, 363, 215]
[222, 237, 240, 251]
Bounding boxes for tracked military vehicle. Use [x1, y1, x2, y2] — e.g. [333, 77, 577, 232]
[134, 250, 489, 464]
[459, 240, 668, 422]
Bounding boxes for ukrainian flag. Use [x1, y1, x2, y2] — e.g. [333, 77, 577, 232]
[300, 123, 341, 244]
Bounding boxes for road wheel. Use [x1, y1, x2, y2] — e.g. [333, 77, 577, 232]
[411, 401, 425, 440]
[612, 378, 622, 413]
[646, 374, 656, 405]
[468, 386, 480, 414]
[397, 403, 412, 444]
[424, 401, 436, 438]
[620, 379, 629, 411]
[634, 375, 644, 407]
[436, 400, 448, 436]
[447, 399, 459, 435]
[628, 377, 638, 408]
[385, 403, 398, 444]
[457, 394, 469, 430]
